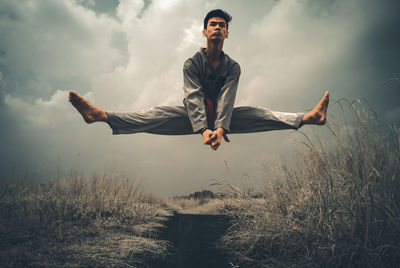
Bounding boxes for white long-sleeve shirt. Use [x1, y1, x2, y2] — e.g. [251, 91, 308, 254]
[183, 48, 241, 132]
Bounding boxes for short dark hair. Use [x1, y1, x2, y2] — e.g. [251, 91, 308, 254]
[203, 9, 232, 30]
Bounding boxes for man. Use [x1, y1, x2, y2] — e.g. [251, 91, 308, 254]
[69, 9, 329, 151]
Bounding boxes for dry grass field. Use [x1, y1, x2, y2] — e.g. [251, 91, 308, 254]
[220, 100, 400, 267]
[0, 174, 171, 267]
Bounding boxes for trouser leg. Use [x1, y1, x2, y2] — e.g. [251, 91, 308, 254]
[106, 106, 194, 135]
[106, 105, 304, 135]
[229, 106, 304, 134]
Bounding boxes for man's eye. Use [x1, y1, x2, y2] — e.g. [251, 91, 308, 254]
[210, 22, 217, 26]
[218, 23, 225, 27]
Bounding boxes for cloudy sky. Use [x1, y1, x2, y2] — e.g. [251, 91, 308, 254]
[0, 0, 399, 196]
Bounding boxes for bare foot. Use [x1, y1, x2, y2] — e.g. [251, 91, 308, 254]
[68, 90, 108, 123]
[302, 91, 329, 125]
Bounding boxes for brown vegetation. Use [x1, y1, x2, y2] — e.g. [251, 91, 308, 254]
[0, 174, 170, 267]
[220, 100, 400, 267]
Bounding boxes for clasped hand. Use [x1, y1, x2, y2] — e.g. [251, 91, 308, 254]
[202, 128, 224, 151]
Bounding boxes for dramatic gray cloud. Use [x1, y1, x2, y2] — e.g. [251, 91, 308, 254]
[0, 0, 399, 196]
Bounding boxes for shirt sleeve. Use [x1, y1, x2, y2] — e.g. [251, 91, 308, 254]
[214, 63, 241, 132]
[182, 59, 208, 132]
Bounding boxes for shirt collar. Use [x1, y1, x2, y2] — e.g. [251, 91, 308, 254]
[199, 47, 228, 71]
[200, 47, 226, 58]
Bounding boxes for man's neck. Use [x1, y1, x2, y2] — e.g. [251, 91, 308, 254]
[205, 40, 224, 63]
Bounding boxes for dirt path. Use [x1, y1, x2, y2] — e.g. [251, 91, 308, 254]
[150, 211, 234, 268]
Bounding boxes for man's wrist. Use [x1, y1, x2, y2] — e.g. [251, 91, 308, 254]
[200, 128, 209, 135]
[216, 127, 224, 134]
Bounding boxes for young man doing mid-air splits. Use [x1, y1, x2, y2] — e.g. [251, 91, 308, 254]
[69, 9, 329, 151]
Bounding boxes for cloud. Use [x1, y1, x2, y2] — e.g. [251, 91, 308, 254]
[0, 0, 124, 100]
[235, 0, 366, 108]
[4, 90, 75, 127]
[116, 0, 145, 24]
[177, 20, 203, 51]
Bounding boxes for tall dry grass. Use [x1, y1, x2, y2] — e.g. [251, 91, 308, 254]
[0, 173, 170, 267]
[221, 100, 400, 267]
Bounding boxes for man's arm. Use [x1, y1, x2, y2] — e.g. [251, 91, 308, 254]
[214, 63, 241, 131]
[183, 60, 214, 145]
[183, 59, 208, 132]
[210, 63, 241, 150]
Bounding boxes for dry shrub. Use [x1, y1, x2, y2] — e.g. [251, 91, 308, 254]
[221, 100, 400, 267]
[159, 177, 265, 215]
[0, 173, 170, 267]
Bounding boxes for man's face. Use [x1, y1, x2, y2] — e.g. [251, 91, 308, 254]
[203, 17, 229, 41]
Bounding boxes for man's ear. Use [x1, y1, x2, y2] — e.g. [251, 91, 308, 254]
[225, 30, 229, 39]
[202, 29, 207, 37]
